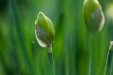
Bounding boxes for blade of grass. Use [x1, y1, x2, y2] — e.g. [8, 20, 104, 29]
[10, 0, 36, 74]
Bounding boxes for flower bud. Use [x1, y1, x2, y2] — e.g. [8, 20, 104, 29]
[35, 12, 55, 48]
[83, 0, 105, 34]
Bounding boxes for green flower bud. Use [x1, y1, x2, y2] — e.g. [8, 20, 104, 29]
[35, 12, 55, 48]
[83, 0, 105, 34]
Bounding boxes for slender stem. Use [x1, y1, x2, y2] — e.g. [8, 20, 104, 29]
[104, 51, 110, 75]
[89, 36, 93, 75]
[110, 54, 113, 75]
[48, 46, 55, 75]
[89, 34, 96, 75]
[104, 41, 113, 75]
[89, 45, 92, 75]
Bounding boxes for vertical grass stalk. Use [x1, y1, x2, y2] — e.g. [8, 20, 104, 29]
[48, 46, 55, 75]
[104, 41, 113, 75]
[89, 48, 92, 75]
[89, 35, 93, 75]
[104, 51, 110, 75]
[110, 52, 113, 75]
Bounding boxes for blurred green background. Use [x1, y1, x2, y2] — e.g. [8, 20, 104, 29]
[0, 0, 113, 75]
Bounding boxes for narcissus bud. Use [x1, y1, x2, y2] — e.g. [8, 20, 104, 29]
[83, 0, 105, 34]
[35, 12, 55, 48]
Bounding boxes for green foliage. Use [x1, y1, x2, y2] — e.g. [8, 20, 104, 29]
[0, 0, 112, 75]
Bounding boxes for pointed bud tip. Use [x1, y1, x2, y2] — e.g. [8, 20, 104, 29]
[38, 12, 45, 18]
[39, 12, 43, 14]
[38, 12, 43, 15]
[35, 12, 45, 25]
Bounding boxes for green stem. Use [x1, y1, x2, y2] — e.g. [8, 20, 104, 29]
[104, 43, 113, 75]
[89, 36, 93, 75]
[48, 46, 55, 75]
[89, 43, 92, 75]
[104, 51, 113, 75]
[110, 52, 113, 75]
[104, 51, 110, 75]
[89, 35, 96, 75]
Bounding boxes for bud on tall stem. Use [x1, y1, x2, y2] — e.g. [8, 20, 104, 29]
[35, 12, 55, 75]
[83, 0, 105, 75]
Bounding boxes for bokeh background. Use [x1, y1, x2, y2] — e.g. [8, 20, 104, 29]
[0, 0, 113, 75]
